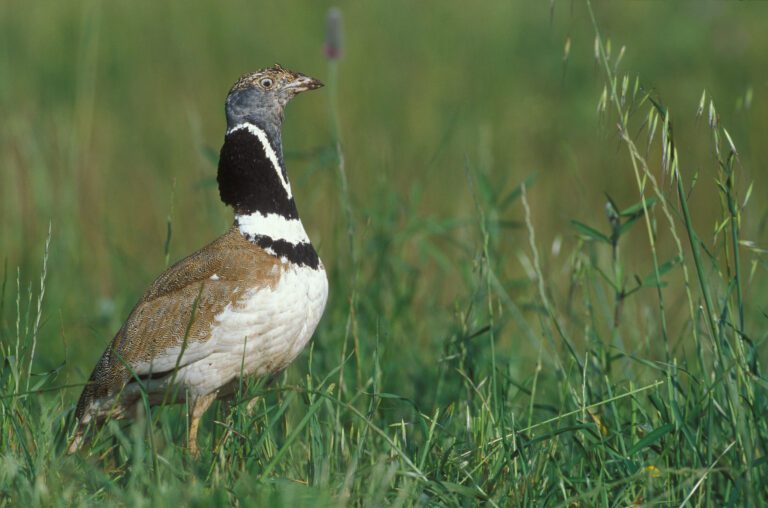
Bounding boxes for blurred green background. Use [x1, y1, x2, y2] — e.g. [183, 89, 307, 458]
[2, 0, 768, 391]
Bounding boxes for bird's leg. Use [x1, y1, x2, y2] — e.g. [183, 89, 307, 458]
[188, 392, 217, 458]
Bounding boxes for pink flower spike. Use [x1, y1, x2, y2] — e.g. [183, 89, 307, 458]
[324, 7, 343, 60]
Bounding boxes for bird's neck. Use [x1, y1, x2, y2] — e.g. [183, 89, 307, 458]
[217, 122, 319, 268]
[218, 122, 295, 216]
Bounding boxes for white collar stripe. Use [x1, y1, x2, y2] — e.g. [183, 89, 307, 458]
[227, 123, 293, 199]
[236, 211, 310, 245]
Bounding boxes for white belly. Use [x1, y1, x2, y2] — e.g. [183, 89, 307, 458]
[177, 262, 328, 396]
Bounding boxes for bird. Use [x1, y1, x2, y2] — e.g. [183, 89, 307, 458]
[69, 64, 328, 456]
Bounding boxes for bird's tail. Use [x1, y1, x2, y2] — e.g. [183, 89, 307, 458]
[67, 428, 85, 454]
[67, 386, 94, 454]
[67, 354, 108, 454]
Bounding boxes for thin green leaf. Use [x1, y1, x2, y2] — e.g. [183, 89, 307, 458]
[627, 423, 674, 456]
[571, 220, 610, 243]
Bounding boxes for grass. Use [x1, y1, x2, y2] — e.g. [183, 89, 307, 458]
[2, 1, 768, 506]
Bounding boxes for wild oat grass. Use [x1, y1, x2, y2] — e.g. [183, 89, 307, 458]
[1, 1, 767, 506]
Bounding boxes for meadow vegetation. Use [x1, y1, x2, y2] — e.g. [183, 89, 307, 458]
[1, 1, 767, 505]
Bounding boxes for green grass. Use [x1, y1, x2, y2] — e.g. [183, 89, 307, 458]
[2, 1, 768, 505]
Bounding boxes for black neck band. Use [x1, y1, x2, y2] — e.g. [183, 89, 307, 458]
[217, 127, 298, 218]
[243, 233, 320, 269]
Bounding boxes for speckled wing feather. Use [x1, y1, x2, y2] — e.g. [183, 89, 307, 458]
[75, 227, 279, 420]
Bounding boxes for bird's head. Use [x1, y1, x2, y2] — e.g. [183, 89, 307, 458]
[224, 64, 323, 131]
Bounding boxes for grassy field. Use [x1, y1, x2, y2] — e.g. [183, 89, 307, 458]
[2, 1, 768, 505]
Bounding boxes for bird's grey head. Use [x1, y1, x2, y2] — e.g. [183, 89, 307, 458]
[224, 64, 323, 133]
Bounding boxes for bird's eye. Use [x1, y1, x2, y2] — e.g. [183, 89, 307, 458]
[260, 78, 273, 89]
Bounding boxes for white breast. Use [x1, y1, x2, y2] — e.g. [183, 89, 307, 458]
[176, 263, 328, 396]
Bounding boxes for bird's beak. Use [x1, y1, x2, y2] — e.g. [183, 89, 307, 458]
[286, 73, 324, 93]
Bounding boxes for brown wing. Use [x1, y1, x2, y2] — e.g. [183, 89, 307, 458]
[75, 228, 279, 419]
